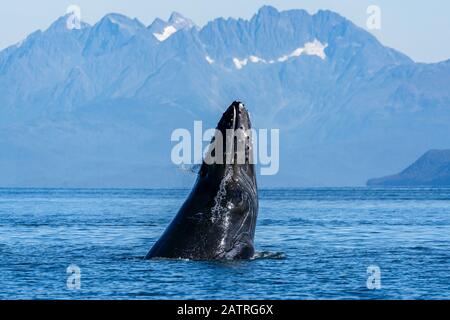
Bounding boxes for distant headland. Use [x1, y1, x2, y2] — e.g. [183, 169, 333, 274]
[367, 150, 450, 187]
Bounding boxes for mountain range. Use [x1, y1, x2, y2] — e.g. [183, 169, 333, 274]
[0, 5, 449, 187]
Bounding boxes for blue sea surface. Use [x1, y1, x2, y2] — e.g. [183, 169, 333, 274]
[0, 188, 449, 300]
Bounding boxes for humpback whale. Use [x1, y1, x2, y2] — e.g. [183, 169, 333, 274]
[146, 101, 259, 260]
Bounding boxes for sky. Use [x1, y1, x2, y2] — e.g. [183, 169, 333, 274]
[0, 0, 449, 63]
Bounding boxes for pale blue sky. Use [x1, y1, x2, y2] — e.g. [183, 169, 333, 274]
[0, 0, 449, 63]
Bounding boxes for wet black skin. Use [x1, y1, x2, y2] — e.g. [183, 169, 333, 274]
[146, 101, 258, 260]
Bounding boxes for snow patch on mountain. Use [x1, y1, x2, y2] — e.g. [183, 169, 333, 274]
[303, 40, 328, 59]
[150, 12, 196, 42]
[233, 39, 328, 69]
[233, 58, 248, 69]
[154, 25, 177, 41]
[276, 40, 328, 62]
[249, 55, 265, 63]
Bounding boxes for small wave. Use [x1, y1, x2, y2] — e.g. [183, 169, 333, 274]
[251, 251, 286, 260]
[117, 255, 147, 261]
[410, 246, 432, 252]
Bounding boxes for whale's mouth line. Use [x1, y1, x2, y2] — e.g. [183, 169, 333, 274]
[229, 105, 239, 164]
[225, 102, 253, 167]
[231, 103, 238, 131]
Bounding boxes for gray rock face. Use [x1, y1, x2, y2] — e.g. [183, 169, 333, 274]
[367, 150, 450, 187]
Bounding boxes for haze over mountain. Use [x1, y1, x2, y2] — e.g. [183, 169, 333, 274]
[0, 6, 449, 187]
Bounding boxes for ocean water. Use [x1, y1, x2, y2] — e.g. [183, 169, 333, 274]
[0, 188, 449, 300]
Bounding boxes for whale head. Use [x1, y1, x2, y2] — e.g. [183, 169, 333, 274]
[197, 101, 259, 259]
[146, 101, 259, 260]
[200, 101, 256, 179]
